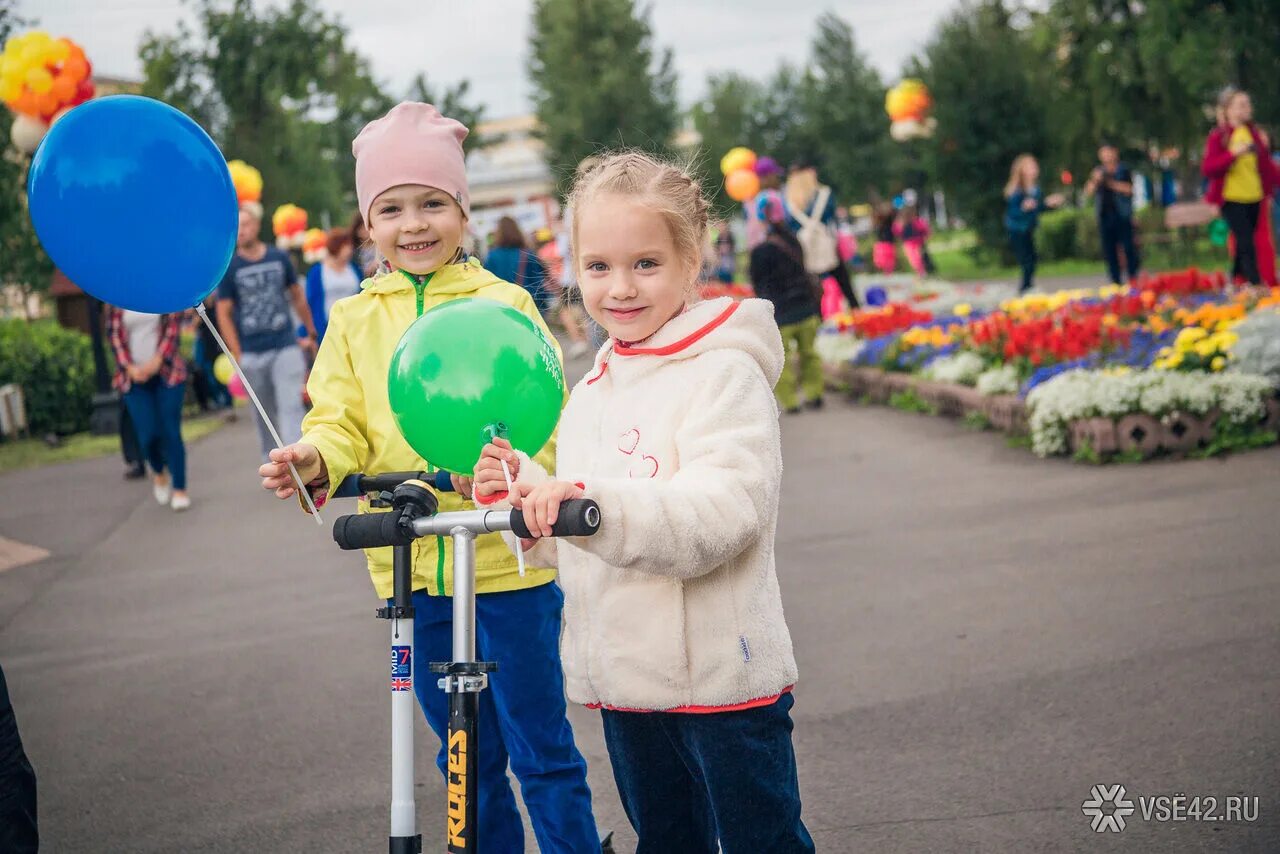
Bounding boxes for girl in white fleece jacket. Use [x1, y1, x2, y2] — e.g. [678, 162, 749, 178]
[474, 151, 813, 854]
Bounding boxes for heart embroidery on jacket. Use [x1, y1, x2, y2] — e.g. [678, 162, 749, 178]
[629, 454, 659, 479]
[617, 428, 640, 456]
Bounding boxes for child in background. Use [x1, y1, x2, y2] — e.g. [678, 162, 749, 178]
[894, 205, 932, 278]
[256, 102, 600, 852]
[750, 197, 824, 414]
[872, 203, 897, 274]
[474, 150, 813, 854]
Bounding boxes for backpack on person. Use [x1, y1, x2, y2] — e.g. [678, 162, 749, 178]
[790, 185, 840, 274]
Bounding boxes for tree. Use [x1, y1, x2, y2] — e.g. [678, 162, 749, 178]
[802, 13, 893, 202]
[528, 0, 679, 194]
[689, 72, 764, 208]
[918, 1, 1049, 254]
[0, 0, 52, 316]
[140, 0, 395, 231]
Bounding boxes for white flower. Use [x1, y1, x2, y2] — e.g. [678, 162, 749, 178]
[923, 351, 986, 385]
[976, 364, 1020, 396]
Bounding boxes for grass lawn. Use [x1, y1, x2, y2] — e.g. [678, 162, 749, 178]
[926, 228, 1232, 282]
[0, 411, 229, 474]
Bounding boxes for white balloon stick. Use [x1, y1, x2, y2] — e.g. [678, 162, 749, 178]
[195, 303, 323, 525]
[500, 457, 525, 577]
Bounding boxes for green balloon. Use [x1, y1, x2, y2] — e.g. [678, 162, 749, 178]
[1209, 217, 1230, 247]
[388, 297, 564, 476]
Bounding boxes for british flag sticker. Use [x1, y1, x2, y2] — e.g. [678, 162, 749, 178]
[391, 645, 412, 691]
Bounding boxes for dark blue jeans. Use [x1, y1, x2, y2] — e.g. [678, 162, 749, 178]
[0, 663, 38, 854]
[1009, 228, 1037, 293]
[1099, 214, 1140, 284]
[601, 692, 813, 854]
[408, 583, 598, 853]
[122, 378, 187, 490]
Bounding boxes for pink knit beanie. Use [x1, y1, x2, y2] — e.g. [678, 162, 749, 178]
[353, 102, 470, 224]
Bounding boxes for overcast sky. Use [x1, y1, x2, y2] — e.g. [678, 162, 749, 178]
[20, 0, 960, 119]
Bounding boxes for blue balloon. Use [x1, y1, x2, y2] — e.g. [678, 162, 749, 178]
[865, 286, 887, 306]
[27, 95, 238, 314]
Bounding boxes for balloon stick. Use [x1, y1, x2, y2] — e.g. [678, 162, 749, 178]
[195, 303, 323, 525]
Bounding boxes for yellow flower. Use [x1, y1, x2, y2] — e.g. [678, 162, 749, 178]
[1217, 331, 1239, 349]
[1211, 356, 1226, 371]
[1167, 352, 1184, 368]
[1194, 339, 1218, 358]
[952, 302, 972, 317]
[1176, 327, 1208, 347]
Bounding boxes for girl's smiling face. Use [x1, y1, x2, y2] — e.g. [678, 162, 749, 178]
[367, 184, 465, 275]
[576, 193, 695, 343]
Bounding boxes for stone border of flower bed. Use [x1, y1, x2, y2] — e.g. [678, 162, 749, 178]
[821, 362, 1280, 461]
[823, 362, 1028, 434]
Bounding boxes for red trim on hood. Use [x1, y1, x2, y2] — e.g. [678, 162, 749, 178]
[613, 302, 740, 357]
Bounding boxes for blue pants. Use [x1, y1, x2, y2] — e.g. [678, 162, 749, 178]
[601, 693, 813, 854]
[122, 378, 187, 490]
[409, 583, 598, 853]
[1009, 229, 1037, 293]
[1099, 215, 1139, 284]
[193, 336, 231, 409]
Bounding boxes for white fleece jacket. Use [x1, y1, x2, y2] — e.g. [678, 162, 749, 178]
[490, 297, 800, 711]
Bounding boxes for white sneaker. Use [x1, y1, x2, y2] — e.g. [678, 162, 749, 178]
[568, 341, 591, 358]
[171, 493, 191, 512]
[153, 478, 173, 505]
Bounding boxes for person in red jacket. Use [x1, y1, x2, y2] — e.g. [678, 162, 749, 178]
[1202, 88, 1279, 285]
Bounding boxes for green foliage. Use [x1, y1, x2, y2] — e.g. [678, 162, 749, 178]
[1113, 447, 1147, 464]
[1071, 437, 1102, 464]
[528, 0, 678, 195]
[0, 319, 95, 435]
[406, 74, 486, 152]
[688, 13, 891, 211]
[962, 411, 992, 431]
[140, 0, 399, 230]
[1190, 418, 1278, 459]
[920, 1, 1048, 256]
[889, 388, 937, 415]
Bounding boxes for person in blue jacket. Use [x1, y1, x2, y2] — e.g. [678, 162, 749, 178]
[305, 228, 365, 343]
[483, 216, 552, 314]
[1003, 154, 1065, 294]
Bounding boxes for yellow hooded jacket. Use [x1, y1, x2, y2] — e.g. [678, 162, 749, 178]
[300, 258, 560, 599]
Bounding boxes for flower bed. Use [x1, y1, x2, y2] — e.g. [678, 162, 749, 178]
[818, 269, 1280, 461]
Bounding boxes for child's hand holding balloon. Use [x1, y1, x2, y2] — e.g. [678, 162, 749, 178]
[474, 437, 522, 500]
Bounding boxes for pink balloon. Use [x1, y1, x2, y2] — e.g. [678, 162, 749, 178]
[227, 372, 247, 400]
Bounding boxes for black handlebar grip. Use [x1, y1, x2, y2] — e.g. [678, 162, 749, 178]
[333, 511, 414, 550]
[509, 499, 601, 539]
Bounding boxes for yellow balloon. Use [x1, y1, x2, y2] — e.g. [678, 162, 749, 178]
[25, 66, 52, 94]
[720, 146, 757, 176]
[213, 354, 234, 386]
[48, 39, 72, 64]
[0, 78, 20, 103]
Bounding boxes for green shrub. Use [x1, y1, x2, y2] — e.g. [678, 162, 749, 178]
[0, 319, 95, 435]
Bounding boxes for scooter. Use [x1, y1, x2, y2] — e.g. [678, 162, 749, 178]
[331, 472, 610, 854]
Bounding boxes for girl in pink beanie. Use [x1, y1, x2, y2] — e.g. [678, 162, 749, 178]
[257, 102, 601, 852]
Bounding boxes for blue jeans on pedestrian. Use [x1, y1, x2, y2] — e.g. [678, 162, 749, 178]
[193, 336, 231, 409]
[406, 583, 598, 853]
[1099, 214, 1139, 284]
[1009, 228, 1037, 293]
[600, 692, 814, 854]
[122, 377, 187, 490]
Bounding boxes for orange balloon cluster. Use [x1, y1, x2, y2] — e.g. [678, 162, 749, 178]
[227, 160, 263, 203]
[885, 79, 931, 122]
[301, 227, 327, 263]
[0, 31, 94, 123]
[272, 203, 308, 248]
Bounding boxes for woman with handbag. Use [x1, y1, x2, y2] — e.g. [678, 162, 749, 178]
[783, 159, 858, 309]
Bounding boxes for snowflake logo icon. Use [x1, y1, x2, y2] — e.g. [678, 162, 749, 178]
[1082, 784, 1135, 832]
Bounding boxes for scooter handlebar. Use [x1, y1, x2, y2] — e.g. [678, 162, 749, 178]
[509, 499, 601, 539]
[332, 511, 415, 550]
